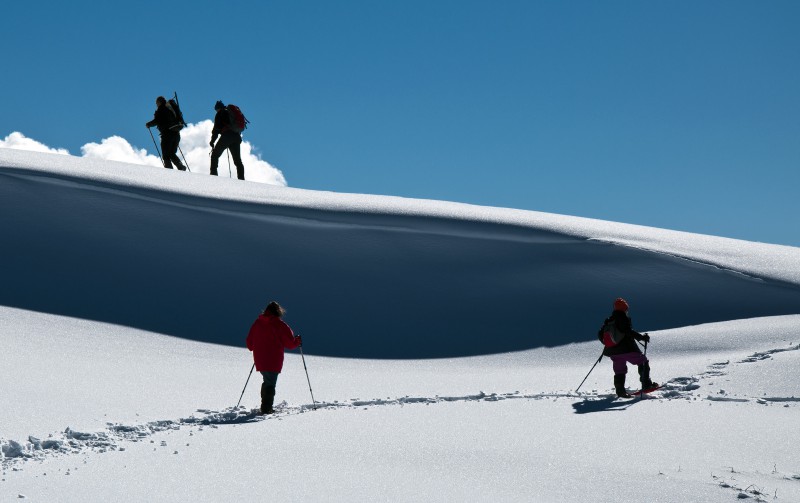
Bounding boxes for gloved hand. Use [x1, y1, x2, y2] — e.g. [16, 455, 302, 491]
[209, 140, 215, 148]
[641, 333, 650, 343]
[297, 335, 303, 347]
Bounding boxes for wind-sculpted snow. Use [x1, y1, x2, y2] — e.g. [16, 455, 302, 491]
[1, 149, 799, 358]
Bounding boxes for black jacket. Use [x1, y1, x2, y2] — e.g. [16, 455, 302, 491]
[212, 108, 228, 135]
[599, 310, 646, 356]
[146, 104, 180, 136]
[211, 108, 240, 136]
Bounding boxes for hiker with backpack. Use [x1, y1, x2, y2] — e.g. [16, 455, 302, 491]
[145, 96, 187, 171]
[597, 298, 658, 398]
[209, 100, 246, 180]
[245, 301, 302, 414]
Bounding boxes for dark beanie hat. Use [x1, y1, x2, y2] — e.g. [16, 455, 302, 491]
[214, 100, 225, 110]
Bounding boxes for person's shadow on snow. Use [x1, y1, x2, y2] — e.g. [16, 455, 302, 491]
[571, 396, 641, 414]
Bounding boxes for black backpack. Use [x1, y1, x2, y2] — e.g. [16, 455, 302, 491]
[167, 98, 186, 132]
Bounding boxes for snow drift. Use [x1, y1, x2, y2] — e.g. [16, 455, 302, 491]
[1, 148, 798, 358]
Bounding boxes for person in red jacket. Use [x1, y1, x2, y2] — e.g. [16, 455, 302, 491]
[246, 301, 302, 414]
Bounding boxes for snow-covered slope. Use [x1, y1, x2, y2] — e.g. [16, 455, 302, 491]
[1, 148, 799, 502]
[1, 149, 798, 358]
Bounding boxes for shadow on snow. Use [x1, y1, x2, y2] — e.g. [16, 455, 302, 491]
[2, 170, 799, 359]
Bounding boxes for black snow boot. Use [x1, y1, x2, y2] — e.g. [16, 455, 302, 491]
[614, 374, 631, 398]
[260, 384, 276, 415]
[638, 363, 658, 389]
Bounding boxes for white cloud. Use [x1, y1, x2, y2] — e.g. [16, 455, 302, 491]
[81, 135, 163, 167]
[1, 127, 287, 186]
[177, 121, 287, 185]
[0, 132, 70, 155]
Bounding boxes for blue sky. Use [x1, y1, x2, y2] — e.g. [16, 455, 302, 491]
[3, 1, 799, 246]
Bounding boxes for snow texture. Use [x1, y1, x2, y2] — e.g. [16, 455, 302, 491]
[1, 148, 799, 502]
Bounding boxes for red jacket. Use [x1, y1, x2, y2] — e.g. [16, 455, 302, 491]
[246, 314, 301, 372]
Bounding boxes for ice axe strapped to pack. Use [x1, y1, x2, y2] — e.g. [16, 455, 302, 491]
[167, 92, 187, 132]
[170, 92, 191, 171]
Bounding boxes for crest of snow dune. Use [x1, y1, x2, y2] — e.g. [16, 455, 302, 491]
[2, 127, 287, 186]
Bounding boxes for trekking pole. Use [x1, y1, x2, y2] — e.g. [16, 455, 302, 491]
[227, 150, 232, 177]
[178, 145, 191, 172]
[575, 350, 604, 394]
[639, 339, 648, 399]
[148, 127, 165, 168]
[298, 340, 317, 410]
[235, 362, 256, 409]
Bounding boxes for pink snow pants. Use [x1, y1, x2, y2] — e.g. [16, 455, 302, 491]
[610, 352, 648, 375]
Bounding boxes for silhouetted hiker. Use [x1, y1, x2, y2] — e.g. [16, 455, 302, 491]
[209, 100, 245, 179]
[246, 301, 302, 414]
[145, 96, 186, 170]
[598, 298, 658, 398]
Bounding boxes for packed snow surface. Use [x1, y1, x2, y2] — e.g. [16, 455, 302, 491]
[1, 148, 799, 502]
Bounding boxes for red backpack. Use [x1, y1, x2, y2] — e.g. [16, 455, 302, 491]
[600, 319, 625, 347]
[226, 104, 249, 133]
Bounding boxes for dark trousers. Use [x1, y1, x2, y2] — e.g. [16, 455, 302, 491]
[210, 132, 245, 179]
[160, 133, 185, 170]
[260, 372, 279, 413]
